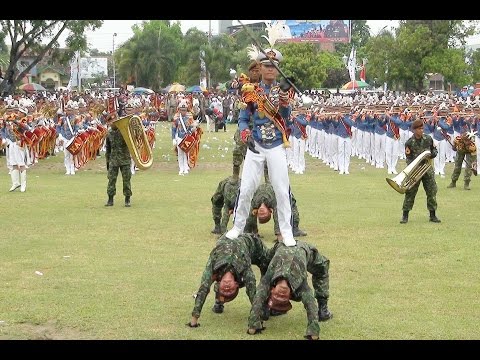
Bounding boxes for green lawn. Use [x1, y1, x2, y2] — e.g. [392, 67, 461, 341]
[1, 122, 479, 339]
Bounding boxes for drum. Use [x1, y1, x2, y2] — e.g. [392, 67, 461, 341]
[65, 136, 83, 155]
[23, 131, 37, 147]
[178, 133, 196, 153]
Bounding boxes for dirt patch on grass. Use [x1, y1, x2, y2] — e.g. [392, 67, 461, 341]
[1, 320, 89, 340]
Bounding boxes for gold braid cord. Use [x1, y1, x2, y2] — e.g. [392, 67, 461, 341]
[241, 82, 290, 147]
[187, 127, 203, 169]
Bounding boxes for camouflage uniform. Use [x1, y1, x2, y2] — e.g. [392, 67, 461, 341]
[211, 176, 241, 233]
[220, 179, 241, 233]
[402, 134, 438, 212]
[105, 127, 132, 197]
[248, 241, 330, 338]
[244, 183, 302, 236]
[191, 233, 270, 319]
[450, 134, 477, 187]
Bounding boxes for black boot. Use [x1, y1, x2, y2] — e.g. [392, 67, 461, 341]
[211, 220, 221, 234]
[125, 196, 131, 207]
[400, 210, 409, 224]
[429, 210, 441, 223]
[293, 227, 307, 237]
[212, 299, 224, 314]
[318, 300, 333, 321]
[105, 195, 114, 206]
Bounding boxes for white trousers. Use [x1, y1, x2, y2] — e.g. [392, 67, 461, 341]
[337, 136, 351, 173]
[175, 135, 189, 174]
[385, 136, 399, 173]
[433, 138, 447, 175]
[232, 143, 294, 243]
[292, 136, 306, 173]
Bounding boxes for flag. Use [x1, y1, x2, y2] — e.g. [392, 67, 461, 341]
[359, 64, 366, 82]
[347, 46, 356, 82]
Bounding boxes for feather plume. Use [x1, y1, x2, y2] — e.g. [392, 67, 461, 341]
[262, 21, 290, 48]
[246, 44, 260, 61]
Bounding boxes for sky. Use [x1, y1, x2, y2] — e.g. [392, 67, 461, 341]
[84, 20, 402, 53]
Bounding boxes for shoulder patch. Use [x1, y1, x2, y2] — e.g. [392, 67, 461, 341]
[405, 146, 411, 155]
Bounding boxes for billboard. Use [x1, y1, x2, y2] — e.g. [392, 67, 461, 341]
[79, 57, 108, 79]
[270, 20, 351, 43]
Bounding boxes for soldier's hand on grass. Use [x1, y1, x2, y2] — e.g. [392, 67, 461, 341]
[186, 316, 200, 328]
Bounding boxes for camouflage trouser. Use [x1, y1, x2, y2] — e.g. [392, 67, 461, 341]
[233, 128, 247, 167]
[312, 254, 330, 302]
[291, 193, 300, 229]
[211, 180, 227, 223]
[402, 169, 437, 212]
[451, 151, 477, 182]
[107, 164, 132, 197]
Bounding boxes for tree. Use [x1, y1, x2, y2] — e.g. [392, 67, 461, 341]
[0, 20, 102, 95]
[278, 43, 341, 90]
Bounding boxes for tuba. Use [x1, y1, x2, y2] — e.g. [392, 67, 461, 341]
[386, 150, 432, 194]
[111, 114, 153, 170]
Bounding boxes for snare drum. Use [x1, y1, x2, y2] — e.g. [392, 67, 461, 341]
[178, 133, 196, 153]
[65, 136, 83, 155]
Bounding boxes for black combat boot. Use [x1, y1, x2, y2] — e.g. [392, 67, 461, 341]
[105, 195, 114, 206]
[429, 210, 441, 223]
[318, 300, 333, 321]
[212, 299, 224, 314]
[293, 226, 307, 237]
[464, 180, 471, 190]
[447, 181, 456, 188]
[125, 196, 131, 207]
[400, 210, 409, 224]
[211, 220, 222, 234]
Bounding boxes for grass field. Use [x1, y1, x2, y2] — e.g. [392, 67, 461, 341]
[1, 122, 479, 340]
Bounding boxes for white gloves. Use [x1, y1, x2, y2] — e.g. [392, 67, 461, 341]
[172, 138, 177, 146]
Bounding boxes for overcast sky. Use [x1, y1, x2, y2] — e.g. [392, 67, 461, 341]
[84, 20, 402, 53]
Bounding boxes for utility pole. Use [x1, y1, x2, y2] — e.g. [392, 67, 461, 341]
[113, 33, 117, 89]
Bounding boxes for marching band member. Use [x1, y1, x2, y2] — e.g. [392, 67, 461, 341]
[335, 110, 354, 175]
[57, 101, 78, 175]
[172, 99, 196, 176]
[4, 106, 29, 192]
[225, 46, 297, 247]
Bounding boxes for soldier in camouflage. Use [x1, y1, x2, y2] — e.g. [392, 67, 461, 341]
[104, 122, 132, 207]
[400, 119, 440, 223]
[210, 166, 241, 234]
[186, 233, 270, 327]
[244, 181, 307, 238]
[447, 130, 477, 190]
[247, 240, 332, 339]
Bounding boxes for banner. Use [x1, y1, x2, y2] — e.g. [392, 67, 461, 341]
[271, 20, 351, 43]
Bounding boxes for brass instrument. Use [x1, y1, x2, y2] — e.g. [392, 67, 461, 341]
[386, 150, 432, 194]
[111, 114, 153, 170]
